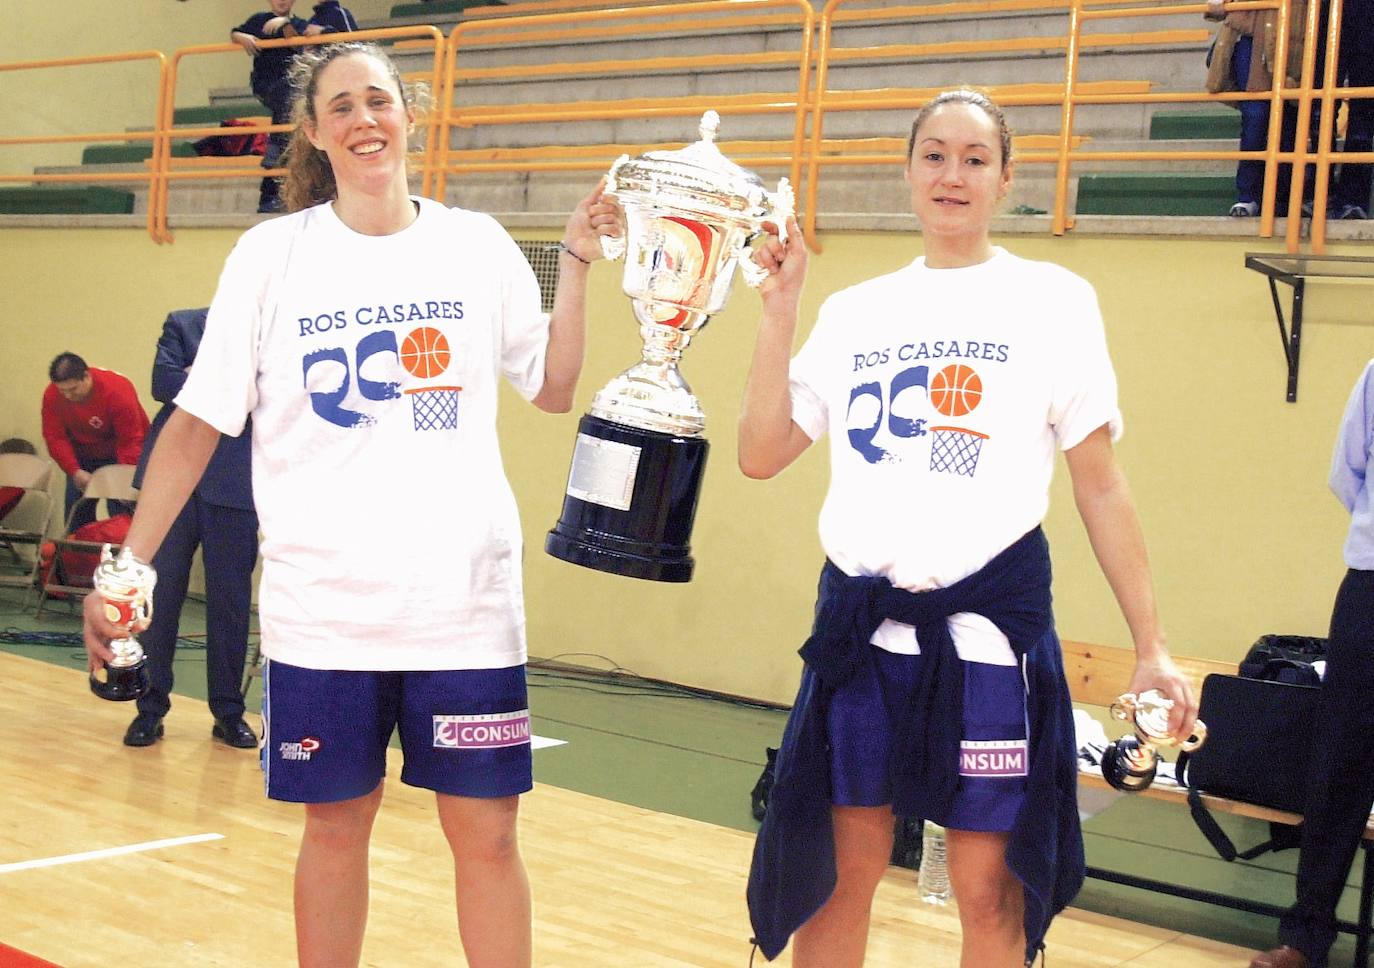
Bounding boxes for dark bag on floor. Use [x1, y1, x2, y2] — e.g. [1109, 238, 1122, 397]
[1176, 671, 1321, 860]
[1239, 633, 1327, 686]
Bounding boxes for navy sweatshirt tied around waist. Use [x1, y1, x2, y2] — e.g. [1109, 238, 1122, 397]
[746, 526, 1086, 962]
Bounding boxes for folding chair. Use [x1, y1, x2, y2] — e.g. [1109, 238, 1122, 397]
[35, 463, 139, 616]
[0, 453, 56, 603]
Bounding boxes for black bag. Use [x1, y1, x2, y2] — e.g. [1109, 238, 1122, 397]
[1176, 672, 1321, 860]
[1239, 633, 1327, 686]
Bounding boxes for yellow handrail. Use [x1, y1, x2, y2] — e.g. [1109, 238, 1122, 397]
[3, 0, 1367, 253]
[0, 49, 167, 242]
[154, 25, 445, 242]
[436, 0, 814, 236]
[1051, 0, 1364, 252]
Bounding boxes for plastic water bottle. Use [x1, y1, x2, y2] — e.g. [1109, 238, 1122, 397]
[917, 821, 951, 905]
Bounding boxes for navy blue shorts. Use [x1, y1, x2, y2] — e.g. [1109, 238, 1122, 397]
[261, 660, 534, 803]
[827, 649, 1028, 832]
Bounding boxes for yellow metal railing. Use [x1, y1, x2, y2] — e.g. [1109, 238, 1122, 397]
[150, 25, 445, 242]
[1, 0, 1368, 252]
[1052, 0, 1373, 251]
[0, 50, 167, 241]
[434, 0, 814, 213]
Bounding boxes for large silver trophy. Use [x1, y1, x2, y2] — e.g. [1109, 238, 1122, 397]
[1101, 689, 1207, 792]
[89, 544, 156, 701]
[546, 111, 794, 582]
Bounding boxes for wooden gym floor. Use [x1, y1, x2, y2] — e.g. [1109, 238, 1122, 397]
[0, 649, 1263, 967]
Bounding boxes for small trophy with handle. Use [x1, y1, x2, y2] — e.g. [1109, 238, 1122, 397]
[89, 544, 156, 701]
[1101, 689, 1207, 792]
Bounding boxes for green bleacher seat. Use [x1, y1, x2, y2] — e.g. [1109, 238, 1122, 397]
[1149, 110, 1242, 141]
[0, 187, 135, 215]
[81, 142, 199, 165]
[1076, 173, 1234, 216]
[389, 0, 504, 17]
[172, 102, 267, 126]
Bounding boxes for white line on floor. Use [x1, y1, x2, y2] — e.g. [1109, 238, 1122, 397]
[0, 833, 225, 874]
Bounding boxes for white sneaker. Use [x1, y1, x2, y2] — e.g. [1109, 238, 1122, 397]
[1336, 204, 1369, 220]
[1229, 201, 1259, 217]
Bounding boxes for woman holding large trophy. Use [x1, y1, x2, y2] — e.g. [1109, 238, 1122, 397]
[740, 89, 1200, 967]
[82, 41, 618, 968]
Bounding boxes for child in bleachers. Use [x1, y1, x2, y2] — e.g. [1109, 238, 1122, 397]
[231, 1, 309, 213]
[292, 2, 359, 38]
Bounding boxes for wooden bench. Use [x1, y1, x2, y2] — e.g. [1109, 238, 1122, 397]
[1064, 639, 1374, 968]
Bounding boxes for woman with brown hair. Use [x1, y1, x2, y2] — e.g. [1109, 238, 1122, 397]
[84, 41, 620, 967]
[741, 89, 1196, 967]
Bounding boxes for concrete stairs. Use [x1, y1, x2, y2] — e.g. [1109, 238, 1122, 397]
[8, 0, 1370, 235]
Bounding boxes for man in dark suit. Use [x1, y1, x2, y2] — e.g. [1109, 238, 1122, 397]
[124, 308, 260, 749]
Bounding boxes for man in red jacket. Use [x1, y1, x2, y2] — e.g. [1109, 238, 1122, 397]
[41, 353, 150, 532]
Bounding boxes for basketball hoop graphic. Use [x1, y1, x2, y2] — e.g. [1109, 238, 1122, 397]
[404, 385, 462, 431]
[929, 425, 989, 476]
[928, 363, 987, 476]
[400, 326, 461, 431]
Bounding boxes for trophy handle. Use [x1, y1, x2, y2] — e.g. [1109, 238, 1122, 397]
[739, 246, 768, 289]
[599, 154, 631, 262]
[1178, 718, 1207, 752]
[600, 232, 627, 262]
[739, 177, 796, 290]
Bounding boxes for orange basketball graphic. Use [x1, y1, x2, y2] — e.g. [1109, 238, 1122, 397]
[399, 327, 451, 379]
[929, 364, 983, 418]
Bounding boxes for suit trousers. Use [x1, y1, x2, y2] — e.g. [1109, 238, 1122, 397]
[134, 493, 259, 722]
[1279, 568, 1374, 967]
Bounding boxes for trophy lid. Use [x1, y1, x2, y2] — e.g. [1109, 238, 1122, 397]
[608, 112, 770, 217]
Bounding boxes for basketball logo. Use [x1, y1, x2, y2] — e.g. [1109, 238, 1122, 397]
[399, 327, 451, 379]
[929, 364, 983, 418]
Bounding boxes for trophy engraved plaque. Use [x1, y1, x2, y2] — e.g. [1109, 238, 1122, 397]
[1101, 689, 1207, 792]
[89, 544, 156, 701]
[546, 111, 794, 582]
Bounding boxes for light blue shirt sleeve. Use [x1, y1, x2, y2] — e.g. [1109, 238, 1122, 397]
[1331, 359, 1374, 568]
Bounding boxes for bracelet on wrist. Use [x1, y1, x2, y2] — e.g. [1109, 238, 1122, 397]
[558, 241, 591, 265]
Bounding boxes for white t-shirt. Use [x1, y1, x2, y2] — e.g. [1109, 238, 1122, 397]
[789, 248, 1121, 664]
[176, 197, 548, 671]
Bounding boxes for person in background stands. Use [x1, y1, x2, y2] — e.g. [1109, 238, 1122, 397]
[1204, 0, 1309, 217]
[291, 0, 358, 36]
[122, 308, 260, 752]
[1250, 359, 1374, 968]
[1311, 0, 1372, 220]
[41, 353, 149, 532]
[232, 0, 309, 214]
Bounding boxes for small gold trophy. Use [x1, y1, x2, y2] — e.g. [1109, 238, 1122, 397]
[89, 544, 156, 702]
[1101, 689, 1207, 792]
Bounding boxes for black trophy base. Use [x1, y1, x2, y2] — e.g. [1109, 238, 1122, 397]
[546, 414, 709, 583]
[90, 657, 149, 702]
[1100, 735, 1158, 793]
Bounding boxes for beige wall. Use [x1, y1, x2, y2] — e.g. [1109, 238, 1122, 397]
[0, 0, 399, 173]
[6, 223, 1367, 704]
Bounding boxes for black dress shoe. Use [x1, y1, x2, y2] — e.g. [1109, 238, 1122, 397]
[124, 714, 164, 747]
[212, 717, 258, 749]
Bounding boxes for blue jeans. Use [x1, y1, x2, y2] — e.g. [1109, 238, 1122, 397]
[255, 78, 293, 210]
[1233, 35, 1300, 206]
